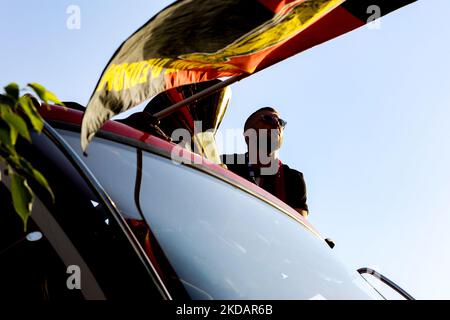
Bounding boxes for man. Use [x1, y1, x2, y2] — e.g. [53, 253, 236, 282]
[221, 107, 309, 218]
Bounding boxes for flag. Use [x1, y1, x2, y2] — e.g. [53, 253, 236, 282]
[81, 0, 416, 151]
[118, 80, 231, 162]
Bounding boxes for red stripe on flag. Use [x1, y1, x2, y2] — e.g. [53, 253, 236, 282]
[165, 88, 195, 128]
[256, 6, 364, 71]
[161, 6, 365, 76]
[164, 69, 240, 92]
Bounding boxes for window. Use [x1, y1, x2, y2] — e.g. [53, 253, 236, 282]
[58, 129, 382, 300]
[0, 182, 85, 300]
[0, 129, 166, 300]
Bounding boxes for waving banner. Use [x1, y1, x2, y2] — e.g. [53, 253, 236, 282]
[81, 0, 416, 151]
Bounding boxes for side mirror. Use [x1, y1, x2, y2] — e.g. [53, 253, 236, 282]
[325, 238, 335, 249]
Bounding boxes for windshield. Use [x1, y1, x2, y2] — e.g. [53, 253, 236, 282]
[58, 128, 381, 300]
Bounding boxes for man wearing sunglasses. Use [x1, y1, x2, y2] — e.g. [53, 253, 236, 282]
[221, 107, 309, 218]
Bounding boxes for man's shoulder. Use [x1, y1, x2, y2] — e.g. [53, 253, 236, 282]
[281, 163, 304, 178]
[282, 162, 308, 211]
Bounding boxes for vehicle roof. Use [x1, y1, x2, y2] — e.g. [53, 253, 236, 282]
[38, 104, 323, 239]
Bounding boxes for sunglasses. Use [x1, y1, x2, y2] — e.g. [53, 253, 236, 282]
[261, 114, 287, 128]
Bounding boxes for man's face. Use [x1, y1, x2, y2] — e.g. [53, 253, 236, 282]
[244, 110, 284, 159]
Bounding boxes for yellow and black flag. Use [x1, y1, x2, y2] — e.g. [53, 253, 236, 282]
[81, 0, 416, 151]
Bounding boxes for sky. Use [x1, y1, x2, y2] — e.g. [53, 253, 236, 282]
[1, 0, 450, 299]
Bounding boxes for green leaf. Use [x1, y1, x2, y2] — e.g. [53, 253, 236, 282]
[0, 102, 11, 116]
[31, 168, 54, 201]
[0, 117, 20, 146]
[18, 95, 44, 132]
[44, 90, 64, 106]
[0, 137, 14, 156]
[20, 157, 54, 201]
[10, 126, 18, 145]
[4, 82, 20, 100]
[28, 83, 64, 106]
[5, 151, 55, 203]
[2, 112, 31, 142]
[0, 122, 12, 146]
[27, 83, 46, 100]
[0, 94, 15, 108]
[11, 173, 34, 231]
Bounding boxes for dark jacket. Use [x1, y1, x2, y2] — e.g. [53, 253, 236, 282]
[220, 153, 308, 212]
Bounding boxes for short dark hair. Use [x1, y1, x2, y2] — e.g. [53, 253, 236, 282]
[244, 107, 278, 131]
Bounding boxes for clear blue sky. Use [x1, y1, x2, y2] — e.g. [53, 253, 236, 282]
[2, 0, 449, 299]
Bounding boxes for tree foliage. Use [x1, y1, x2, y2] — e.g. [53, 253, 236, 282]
[0, 82, 63, 230]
